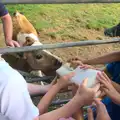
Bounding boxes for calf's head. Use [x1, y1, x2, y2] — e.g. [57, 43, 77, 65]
[11, 11, 62, 75]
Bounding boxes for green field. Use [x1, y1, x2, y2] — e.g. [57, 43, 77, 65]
[6, 4, 120, 40]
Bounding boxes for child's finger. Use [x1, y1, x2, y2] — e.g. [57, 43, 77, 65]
[82, 65, 90, 70]
[72, 86, 78, 95]
[92, 83, 100, 92]
[80, 65, 87, 69]
[100, 84, 108, 90]
[95, 90, 102, 98]
[102, 72, 111, 83]
[34, 117, 39, 120]
[84, 66, 94, 70]
[99, 90, 106, 98]
[96, 75, 108, 87]
[93, 98, 103, 109]
[91, 101, 96, 107]
[64, 72, 75, 79]
[80, 64, 91, 68]
[94, 98, 106, 112]
[97, 72, 107, 82]
[100, 83, 109, 89]
[100, 86, 109, 95]
[81, 78, 88, 86]
[98, 72, 110, 84]
[72, 83, 79, 88]
[102, 87, 109, 94]
[87, 108, 94, 120]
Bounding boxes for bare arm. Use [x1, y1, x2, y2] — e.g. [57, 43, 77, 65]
[27, 83, 52, 96]
[1, 13, 20, 47]
[38, 96, 84, 120]
[37, 78, 99, 120]
[83, 51, 120, 65]
[72, 84, 84, 120]
[112, 81, 120, 93]
[1, 13, 13, 43]
[37, 73, 74, 115]
[37, 83, 61, 114]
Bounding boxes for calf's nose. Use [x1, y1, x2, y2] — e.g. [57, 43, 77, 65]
[54, 59, 62, 67]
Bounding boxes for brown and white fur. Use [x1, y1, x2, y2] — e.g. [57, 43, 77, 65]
[2, 11, 62, 81]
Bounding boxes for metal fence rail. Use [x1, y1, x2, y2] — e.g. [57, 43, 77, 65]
[0, 38, 120, 54]
[3, 0, 120, 4]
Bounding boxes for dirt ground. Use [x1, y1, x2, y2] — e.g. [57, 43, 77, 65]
[0, 24, 120, 106]
[39, 28, 120, 64]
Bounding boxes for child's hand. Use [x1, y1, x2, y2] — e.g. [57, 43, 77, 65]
[72, 83, 79, 96]
[59, 117, 75, 120]
[57, 72, 75, 89]
[88, 99, 111, 120]
[97, 72, 120, 104]
[50, 78, 57, 85]
[33, 117, 39, 120]
[75, 78, 100, 106]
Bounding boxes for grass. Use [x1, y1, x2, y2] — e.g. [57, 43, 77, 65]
[6, 4, 120, 40]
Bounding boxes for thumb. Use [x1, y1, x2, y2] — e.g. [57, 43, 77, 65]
[94, 98, 104, 111]
[34, 117, 39, 120]
[64, 72, 75, 79]
[94, 98, 102, 106]
[81, 78, 88, 86]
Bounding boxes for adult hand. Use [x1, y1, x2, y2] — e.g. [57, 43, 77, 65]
[68, 57, 83, 62]
[5, 39, 20, 47]
[68, 57, 84, 68]
[68, 57, 98, 70]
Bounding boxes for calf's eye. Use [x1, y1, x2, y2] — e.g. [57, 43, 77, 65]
[36, 55, 42, 59]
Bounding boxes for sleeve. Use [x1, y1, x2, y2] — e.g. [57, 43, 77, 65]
[0, 2, 8, 17]
[0, 62, 39, 120]
[105, 62, 115, 77]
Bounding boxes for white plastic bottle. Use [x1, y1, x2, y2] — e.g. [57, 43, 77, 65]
[56, 63, 101, 88]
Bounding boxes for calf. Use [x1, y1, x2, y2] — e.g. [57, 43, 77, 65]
[2, 11, 62, 78]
